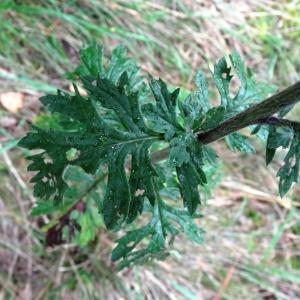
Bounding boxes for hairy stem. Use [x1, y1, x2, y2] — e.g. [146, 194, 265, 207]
[197, 81, 300, 144]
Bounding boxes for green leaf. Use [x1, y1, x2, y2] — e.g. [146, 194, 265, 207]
[266, 126, 278, 165]
[20, 66, 161, 231]
[208, 52, 277, 153]
[263, 125, 300, 196]
[62, 165, 98, 198]
[31, 201, 58, 216]
[225, 133, 255, 154]
[107, 45, 145, 90]
[169, 135, 190, 167]
[20, 43, 286, 268]
[56, 165, 103, 216]
[201, 106, 226, 131]
[20, 44, 208, 236]
[66, 43, 148, 104]
[176, 163, 202, 214]
[229, 52, 277, 111]
[73, 200, 103, 247]
[163, 203, 204, 244]
[127, 142, 158, 223]
[111, 199, 165, 269]
[73, 42, 104, 78]
[142, 77, 182, 140]
[210, 52, 276, 117]
[267, 126, 293, 150]
[169, 133, 207, 214]
[265, 125, 294, 166]
[32, 165, 104, 247]
[103, 144, 136, 229]
[194, 71, 209, 110]
[112, 198, 203, 270]
[18, 125, 105, 203]
[213, 57, 233, 107]
[277, 131, 300, 197]
[266, 147, 276, 166]
[182, 71, 209, 130]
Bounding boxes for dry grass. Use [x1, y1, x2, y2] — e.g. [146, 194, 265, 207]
[1, 149, 300, 299]
[0, 0, 299, 92]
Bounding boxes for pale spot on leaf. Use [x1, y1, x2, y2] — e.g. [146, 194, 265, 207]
[134, 189, 145, 197]
[69, 84, 87, 96]
[44, 157, 53, 164]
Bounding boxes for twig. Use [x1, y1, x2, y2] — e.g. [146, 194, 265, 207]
[220, 180, 300, 209]
[1, 150, 35, 205]
[2, 150, 33, 299]
[259, 116, 300, 130]
[197, 81, 300, 144]
[213, 266, 236, 300]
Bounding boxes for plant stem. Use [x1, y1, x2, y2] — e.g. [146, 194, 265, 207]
[197, 81, 300, 144]
[257, 116, 300, 130]
[149, 81, 300, 163]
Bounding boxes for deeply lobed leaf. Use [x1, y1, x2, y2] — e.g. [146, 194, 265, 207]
[20, 43, 297, 269]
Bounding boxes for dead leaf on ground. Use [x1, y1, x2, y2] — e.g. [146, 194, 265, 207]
[0, 92, 24, 113]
